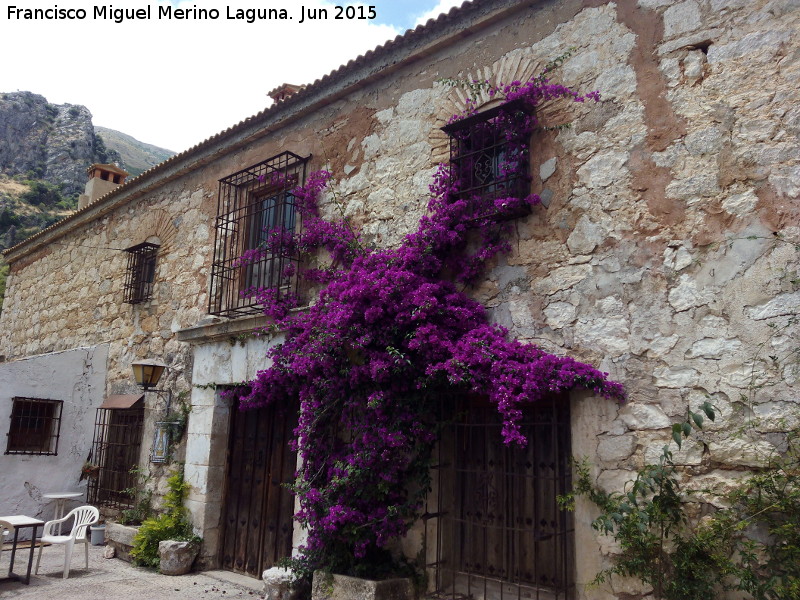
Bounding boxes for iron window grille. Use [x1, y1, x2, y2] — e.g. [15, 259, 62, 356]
[209, 151, 309, 318]
[5, 397, 63, 455]
[424, 395, 574, 600]
[87, 404, 145, 509]
[442, 98, 533, 222]
[123, 242, 159, 304]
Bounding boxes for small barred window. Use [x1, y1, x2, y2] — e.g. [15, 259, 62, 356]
[5, 397, 63, 455]
[442, 98, 533, 221]
[123, 242, 159, 304]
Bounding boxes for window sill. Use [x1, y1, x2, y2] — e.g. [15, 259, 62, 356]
[177, 305, 311, 344]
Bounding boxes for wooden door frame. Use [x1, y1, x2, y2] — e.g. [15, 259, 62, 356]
[219, 400, 298, 578]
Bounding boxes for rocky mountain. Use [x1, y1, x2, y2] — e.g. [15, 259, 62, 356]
[0, 91, 175, 196]
[95, 126, 174, 177]
[0, 91, 176, 249]
[0, 91, 114, 196]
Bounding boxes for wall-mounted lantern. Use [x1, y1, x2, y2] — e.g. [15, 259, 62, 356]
[131, 359, 177, 463]
[131, 359, 167, 391]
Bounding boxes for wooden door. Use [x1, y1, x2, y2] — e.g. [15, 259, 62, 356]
[433, 396, 575, 599]
[221, 402, 298, 577]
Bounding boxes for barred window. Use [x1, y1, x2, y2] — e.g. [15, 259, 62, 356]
[5, 397, 63, 455]
[209, 151, 309, 318]
[442, 98, 533, 221]
[124, 242, 159, 304]
[87, 395, 145, 509]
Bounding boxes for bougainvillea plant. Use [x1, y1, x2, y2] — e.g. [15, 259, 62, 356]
[229, 58, 624, 579]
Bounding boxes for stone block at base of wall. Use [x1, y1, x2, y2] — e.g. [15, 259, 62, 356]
[159, 540, 199, 575]
[263, 567, 296, 600]
[311, 572, 414, 600]
[105, 522, 139, 563]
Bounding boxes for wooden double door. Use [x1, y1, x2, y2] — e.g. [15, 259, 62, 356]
[221, 401, 298, 577]
[432, 396, 575, 599]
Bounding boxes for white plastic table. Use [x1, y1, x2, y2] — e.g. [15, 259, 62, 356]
[42, 492, 84, 535]
[0, 515, 44, 584]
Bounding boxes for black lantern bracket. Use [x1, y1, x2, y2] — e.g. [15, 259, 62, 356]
[131, 359, 180, 463]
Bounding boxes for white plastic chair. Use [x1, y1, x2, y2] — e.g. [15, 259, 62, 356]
[35, 505, 99, 578]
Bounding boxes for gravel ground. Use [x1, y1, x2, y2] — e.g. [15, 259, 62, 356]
[0, 542, 264, 599]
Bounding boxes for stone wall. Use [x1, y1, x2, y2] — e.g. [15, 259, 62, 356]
[0, 0, 797, 595]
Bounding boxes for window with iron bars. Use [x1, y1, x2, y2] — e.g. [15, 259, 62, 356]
[87, 405, 144, 509]
[424, 395, 574, 600]
[5, 397, 63, 456]
[209, 151, 309, 318]
[442, 99, 533, 222]
[123, 242, 159, 304]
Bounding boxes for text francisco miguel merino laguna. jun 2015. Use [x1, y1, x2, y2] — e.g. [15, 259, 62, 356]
[6, 4, 378, 24]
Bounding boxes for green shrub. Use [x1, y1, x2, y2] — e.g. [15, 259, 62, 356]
[563, 405, 800, 600]
[120, 489, 153, 526]
[130, 467, 200, 569]
[93, 133, 111, 164]
[0, 208, 20, 229]
[20, 181, 64, 207]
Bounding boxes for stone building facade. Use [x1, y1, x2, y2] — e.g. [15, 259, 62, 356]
[1, 0, 798, 597]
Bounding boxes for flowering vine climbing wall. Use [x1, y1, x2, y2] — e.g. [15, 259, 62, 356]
[230, 70, 624, 577]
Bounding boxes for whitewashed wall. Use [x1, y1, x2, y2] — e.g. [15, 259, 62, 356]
[0, 344, 108, 524]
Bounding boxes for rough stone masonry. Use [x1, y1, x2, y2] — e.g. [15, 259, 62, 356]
[0, 1, 797, 597]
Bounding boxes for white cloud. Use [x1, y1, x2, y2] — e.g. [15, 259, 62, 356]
[413, 0, 467, 27]
[1, 0, 401, 152]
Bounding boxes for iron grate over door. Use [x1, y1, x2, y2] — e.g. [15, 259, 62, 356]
[427, 395, 574, 600]
[87, 405, 145, 509]
[221, 401, 298, 578]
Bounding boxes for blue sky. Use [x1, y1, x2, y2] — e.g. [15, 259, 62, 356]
[0, 0, 465, 151]
[372, 0, 450, 30]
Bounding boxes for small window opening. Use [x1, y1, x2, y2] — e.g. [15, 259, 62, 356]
[689, 40, 713, 54]
[123, 242, 159, 304]
[442, 98, 533, 222]
[5, 397, 63, 455]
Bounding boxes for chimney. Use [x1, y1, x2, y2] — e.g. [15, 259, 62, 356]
[268, 83, 304, 103]
[77, 163, 129, 210]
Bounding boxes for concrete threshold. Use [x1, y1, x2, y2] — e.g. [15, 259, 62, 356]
[204, 569, 264, 594]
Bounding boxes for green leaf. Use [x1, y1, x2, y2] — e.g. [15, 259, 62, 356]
[702, 401, 716, 421]
[691, 411, 704, 428]
[682, 422, 692, 437]
[672, 423, 683, 448]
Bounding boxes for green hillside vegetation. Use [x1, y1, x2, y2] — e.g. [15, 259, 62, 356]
[0, 174, 74, 249]
[95, 126, 174, 176]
